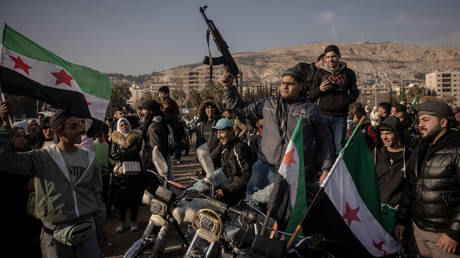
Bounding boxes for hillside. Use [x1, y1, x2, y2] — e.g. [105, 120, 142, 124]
[111, 42, 460, 88]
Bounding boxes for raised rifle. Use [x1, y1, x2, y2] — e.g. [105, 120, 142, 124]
[199, 5, 240, 88]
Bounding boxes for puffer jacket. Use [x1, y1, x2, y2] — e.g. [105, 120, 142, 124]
[225, 85, 334, 171]
[212, 138, 255, 205]
[396, 130, 460, 241]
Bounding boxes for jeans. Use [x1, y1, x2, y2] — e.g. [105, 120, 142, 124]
[246, 160, 278, 198]
[322, 115, 347, 156]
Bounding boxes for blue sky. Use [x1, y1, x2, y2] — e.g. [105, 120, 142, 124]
[2, 0, 459, 75]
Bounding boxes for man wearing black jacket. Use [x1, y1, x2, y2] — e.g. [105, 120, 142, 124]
[309, 45, 359, 155]
[395, 101, 460, 257]
[211, 118, 254, 205]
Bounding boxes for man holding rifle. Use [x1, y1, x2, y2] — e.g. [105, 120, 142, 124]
[221, 67, 334, 200]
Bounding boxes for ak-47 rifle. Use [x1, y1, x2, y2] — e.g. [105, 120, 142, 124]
[199, 5, 239, 87]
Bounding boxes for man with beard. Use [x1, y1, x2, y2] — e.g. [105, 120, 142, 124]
[395, 101, 460, 257]
[0, 103, 108, 258]
[222, 66, 334, 200]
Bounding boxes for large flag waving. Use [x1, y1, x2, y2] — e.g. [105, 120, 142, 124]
[267, 117, 307, 234]
[301, 123, 401, 257]
[0, 25, 112, 136]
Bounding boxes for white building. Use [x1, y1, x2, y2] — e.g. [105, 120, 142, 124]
[425, 71, 460, 107]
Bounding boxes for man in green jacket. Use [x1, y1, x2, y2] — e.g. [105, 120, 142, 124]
[0, 101, 108, 258]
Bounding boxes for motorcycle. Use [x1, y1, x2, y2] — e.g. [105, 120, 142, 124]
[122, 169, 189, 258]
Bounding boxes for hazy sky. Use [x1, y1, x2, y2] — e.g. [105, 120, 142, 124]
[2, 0, 459, 75]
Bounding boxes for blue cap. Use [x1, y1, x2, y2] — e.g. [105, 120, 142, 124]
[212, 118, 233, 131]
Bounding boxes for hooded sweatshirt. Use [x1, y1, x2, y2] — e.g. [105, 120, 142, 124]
[0, 126, 106, 225]
[309, 62, 359, 116]
[372, 116, 411, 206]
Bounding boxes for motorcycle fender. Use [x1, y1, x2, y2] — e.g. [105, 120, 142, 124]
[150, 215, 167, 227]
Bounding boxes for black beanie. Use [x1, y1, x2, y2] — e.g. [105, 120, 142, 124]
[282, 67, 306, 83]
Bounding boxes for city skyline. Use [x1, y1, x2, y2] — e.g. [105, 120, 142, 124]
[1, 0, 459, 75]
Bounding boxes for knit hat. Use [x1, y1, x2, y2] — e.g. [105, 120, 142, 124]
[281, 66, 306, 83]
[417, 101, 453, 119]
[50, 109, 72, 131]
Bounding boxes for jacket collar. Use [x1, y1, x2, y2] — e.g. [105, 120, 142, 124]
[43, 143, 95, 185]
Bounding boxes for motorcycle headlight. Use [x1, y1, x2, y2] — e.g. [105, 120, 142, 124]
[150, 198, 167, 216]
[192, 209, 223, 237]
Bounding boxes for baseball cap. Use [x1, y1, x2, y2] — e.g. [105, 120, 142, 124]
[212, 118, 233, 131]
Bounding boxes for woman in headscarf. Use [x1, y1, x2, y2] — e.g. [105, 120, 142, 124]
[111, 118, 143, 233]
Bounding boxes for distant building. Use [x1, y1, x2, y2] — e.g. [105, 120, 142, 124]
[182, 66, 226, 92]
[357, 85, 392, 107]
[426, 71, 460, 107]
[128, 83, 150, 107]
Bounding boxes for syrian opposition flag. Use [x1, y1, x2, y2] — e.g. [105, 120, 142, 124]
[267, 117, 307, 234]
[301, 124, 401, 257]
[0, 25, 112, 136]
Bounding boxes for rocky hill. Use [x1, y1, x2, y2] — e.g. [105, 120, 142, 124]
[112, 41, 460, 88]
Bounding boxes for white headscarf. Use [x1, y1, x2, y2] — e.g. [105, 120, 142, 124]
[116, 118, 131, 138]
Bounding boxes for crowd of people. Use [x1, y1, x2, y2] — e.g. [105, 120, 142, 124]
[0, 44, 459, 257]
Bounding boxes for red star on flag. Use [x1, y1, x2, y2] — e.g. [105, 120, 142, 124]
[9, 55, 32, 76]
[342, 202, 361, 227]
[373, 240, 387, 255]
[52, 69, 73, 87]
[282, 149, 296, 168]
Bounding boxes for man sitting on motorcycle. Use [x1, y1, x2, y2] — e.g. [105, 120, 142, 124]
[210, 118, 255, 205]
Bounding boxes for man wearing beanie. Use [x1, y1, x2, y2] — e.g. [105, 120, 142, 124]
[222, 66, 334, 203]
[309, 45, 359, 156]
[395, 101, 460, 257]
[0, 103, 108, 258]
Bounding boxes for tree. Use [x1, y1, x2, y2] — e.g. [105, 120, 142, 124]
[406, 85, 426, 103]
[186, 89, 202, 113]
[171, 89, 186, 106]
[107, 83, 131, 117]
[200, 81, 225, 108]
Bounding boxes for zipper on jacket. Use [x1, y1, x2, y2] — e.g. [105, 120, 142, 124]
[72, 186, 80, 217]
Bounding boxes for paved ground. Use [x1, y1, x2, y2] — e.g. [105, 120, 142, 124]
[102, 138, 202, 257]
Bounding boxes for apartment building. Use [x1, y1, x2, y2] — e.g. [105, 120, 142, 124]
[182, 66, 226, 92]
[426, 71, 460, 107]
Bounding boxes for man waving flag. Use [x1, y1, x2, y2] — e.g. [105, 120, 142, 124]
[267, 116, 307, 234]
[0, 24, 112, 136]
[301, 121, 401, 257]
